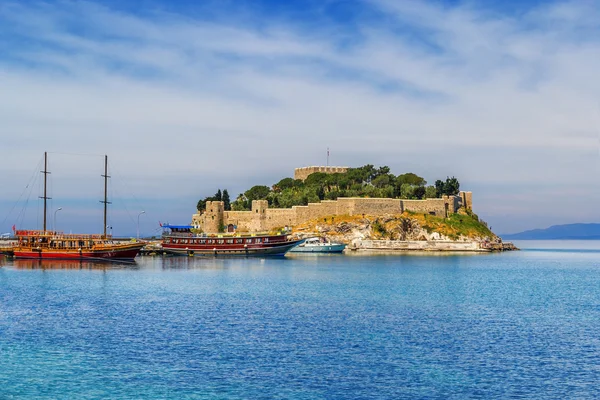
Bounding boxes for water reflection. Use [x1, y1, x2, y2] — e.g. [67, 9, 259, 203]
[9, 258, 138, 270]
[154, 255, 271, 270]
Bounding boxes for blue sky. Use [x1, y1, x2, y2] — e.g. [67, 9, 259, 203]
[1, 0, 599, 236]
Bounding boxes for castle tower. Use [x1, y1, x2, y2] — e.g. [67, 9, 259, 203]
[294, 166, 349, 181]
[203, 201, 224, 233]
[459, 191, 473, 210]
[250, 200, 269, 232]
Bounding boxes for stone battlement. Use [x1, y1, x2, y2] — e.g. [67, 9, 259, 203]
[294, 166, 348, 181]
[192, 191, 473, 234]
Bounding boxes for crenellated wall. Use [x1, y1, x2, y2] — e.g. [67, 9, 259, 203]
[192, 191, 473, 233]
[294, 166, 349, 181]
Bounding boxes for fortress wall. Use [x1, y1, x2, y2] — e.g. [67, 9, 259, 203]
[335, 198, 356, 215]
[444, 195, 460, 213]
[294, 166, 349, 181]
[197, 195, 466, 233]
[292, 205, 311, 224]
[402, 198, 447, 216]
[350, 198, 402, 215]
[265, 208, 297, 229]
[223, 211, 254, 232]
[192, 212, 201, 228]
[305, 201, 339, 221]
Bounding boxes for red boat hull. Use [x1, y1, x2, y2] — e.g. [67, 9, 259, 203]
[12, 245, 143, 260]
[161, 237, 304, 257]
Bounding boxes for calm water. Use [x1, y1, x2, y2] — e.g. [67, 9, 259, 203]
[1, 241, 600, 399]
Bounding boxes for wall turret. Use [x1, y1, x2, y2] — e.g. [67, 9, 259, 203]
[294, 166, 348, 181]
[250, 200, 269, 232]
[459, 191, 473, 210]
[203, 201, 224, 233]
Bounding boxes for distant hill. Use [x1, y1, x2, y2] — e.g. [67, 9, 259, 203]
[501, 223, 600, 240]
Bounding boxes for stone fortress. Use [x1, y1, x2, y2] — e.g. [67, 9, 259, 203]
[193, 166, 473, 234]
[294, 166, 348, 181]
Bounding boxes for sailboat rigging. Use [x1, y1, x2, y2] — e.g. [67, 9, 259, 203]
[11, 152, 145, 260]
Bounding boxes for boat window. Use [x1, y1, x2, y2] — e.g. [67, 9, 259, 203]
[246, 239, 253, 244]
[235, 239, 243, 244]
[200, 240, 206, 244]
[226, 239, 233, 244]
[217, 240, 224, 244]
[264, 238, 269, 243]
[256, 238, 262, 243]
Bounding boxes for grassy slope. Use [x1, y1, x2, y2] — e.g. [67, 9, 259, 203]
[411, 209, 496, 240]
[292, 208, 496, 241]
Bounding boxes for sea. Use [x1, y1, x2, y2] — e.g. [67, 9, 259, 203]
[1, 240, 599, 399]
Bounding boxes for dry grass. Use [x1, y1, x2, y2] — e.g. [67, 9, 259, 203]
[292, 209, 496, 241]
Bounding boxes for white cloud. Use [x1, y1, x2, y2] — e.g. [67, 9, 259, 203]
[0, 0, 599, 234]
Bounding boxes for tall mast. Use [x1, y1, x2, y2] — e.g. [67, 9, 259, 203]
[100, 155, 111, 238]
[39, 152, 51, 232]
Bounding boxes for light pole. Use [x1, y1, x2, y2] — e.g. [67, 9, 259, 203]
[137, 211, 146, 240]
[53, 207, 62, 231]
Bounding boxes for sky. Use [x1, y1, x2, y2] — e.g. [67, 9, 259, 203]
[1, 0, 599, 236]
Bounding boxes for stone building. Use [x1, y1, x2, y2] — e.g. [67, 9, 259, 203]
[294, 166, 348, 181]
[193, 192, 473, 234]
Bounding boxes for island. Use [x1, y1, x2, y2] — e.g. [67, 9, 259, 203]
[191, 165, 517, 252]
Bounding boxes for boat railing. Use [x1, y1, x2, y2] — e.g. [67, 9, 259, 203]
[15, 230, 109, 240]
[163, 231, 289, 239]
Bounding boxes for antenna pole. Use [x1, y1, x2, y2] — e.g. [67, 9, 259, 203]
[327, 147, 329, 167]
[39, 152, 51, 232]
[100, 155, 111, 238]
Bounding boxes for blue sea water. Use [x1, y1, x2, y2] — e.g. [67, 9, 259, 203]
[1, 241, 600, 399]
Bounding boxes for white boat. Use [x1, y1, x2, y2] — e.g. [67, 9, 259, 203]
[289, 237, 346, 253]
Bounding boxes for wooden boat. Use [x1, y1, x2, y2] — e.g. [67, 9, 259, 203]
[289, 236, 347, 253]
[11, 153, 145, 260]
[160, 225, 304, 256]
[12, 230, 144, 260]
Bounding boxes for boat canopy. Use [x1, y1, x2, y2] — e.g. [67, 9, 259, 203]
[161, 225, 193, 232]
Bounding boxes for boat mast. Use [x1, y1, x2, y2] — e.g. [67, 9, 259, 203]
[100, 155, 111, 238]
[39, 151, 51, 232]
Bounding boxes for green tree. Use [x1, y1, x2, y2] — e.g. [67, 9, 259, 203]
[397, 173, 426, 187]
[372, 174, 391, 188]
[316, 186, 325, 200]
[360, 164, 377, 183]
[435, 180, 445, 197]
[222, 189, 231, 210]
[443, 176, 460, 196]
[272, 177, 300, 192]
[400, 183, 415, 199]
[231, 194, 249, 211]
[215, 189, 222, 201]
[304, 172, 329, 187]
[303, 187, 320, 204]
[196, 199, 206, 212]
[425, 185, 438, 198]
[378, 165, 390, 175]
[245, 185, 271, 201]
[413, 185, 426, 200]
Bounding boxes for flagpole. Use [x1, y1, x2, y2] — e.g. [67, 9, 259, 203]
[327, 147, 329, 167]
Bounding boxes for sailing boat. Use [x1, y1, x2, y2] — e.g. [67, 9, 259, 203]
[11, 152, 145, 260]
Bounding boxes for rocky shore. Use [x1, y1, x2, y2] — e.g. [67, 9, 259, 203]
[292, 212, 518, 252]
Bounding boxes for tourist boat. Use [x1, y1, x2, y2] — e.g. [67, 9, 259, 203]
[160, 225, 304, 256]
[289, 236, 347, 253]
[11, 153, 145, 260]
